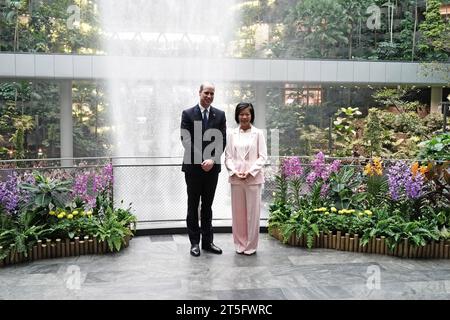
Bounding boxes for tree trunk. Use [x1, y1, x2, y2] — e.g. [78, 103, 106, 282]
[348, 32, 353, 59]
[411, 0, 418, 61]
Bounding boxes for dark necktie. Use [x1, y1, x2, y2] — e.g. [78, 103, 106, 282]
[202, 109, 208, 129]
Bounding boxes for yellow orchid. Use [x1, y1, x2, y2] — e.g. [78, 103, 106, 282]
[364, 163, 372, 176]
[365, 157, 383, 176]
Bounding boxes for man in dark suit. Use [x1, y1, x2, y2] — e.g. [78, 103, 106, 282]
[180, 82, 227, 257]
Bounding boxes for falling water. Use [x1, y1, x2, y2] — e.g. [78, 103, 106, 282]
[98, 0, 238, 223]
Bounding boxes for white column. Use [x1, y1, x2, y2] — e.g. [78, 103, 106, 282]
[254, 83, 266, 129]
[59, 80, 73, 167]
[430, 86, 443, 113]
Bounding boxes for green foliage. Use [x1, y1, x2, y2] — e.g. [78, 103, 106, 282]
[332, 107, 362, 156]
[47, 212, 96, 240]
[269, 157, 449, 252]
[363, 108, 384, 157]
[358, 207, 440, 250]
[328, 166, 366, 209]
[0, 0, 101, 54]
[418, 133, 450, 161]
[10, 115, 34, 159]
[284, 0, 348, 58]
[0, 210, 50, 259]
[20, 172, 72, 210]
[281, 208, 321, 249]
[268, 173, 292, 230]
[90, 206, 134, 252]
[418, 0, 450, 60]
[372, 87, 423, 113]
[266, 94, 330, 156]
[422, 112, 445, 135]
[268, 201, 292, 231]
[365, 175, 389, 209]
[0, 167, 136, 263]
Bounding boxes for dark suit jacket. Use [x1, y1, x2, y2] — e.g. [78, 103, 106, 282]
[181, 104, 226, 174]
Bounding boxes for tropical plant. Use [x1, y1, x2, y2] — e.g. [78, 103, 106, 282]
[20, 172, 72, 210]
[284, 0, 348, 58]
[0, 210, 50, 259]
[90, 206, 134, 252]
[418, 132, 450, 161]
[328, 166, 366, 209]
[363, 108, 384, 157]
[332, 107, 362, 156]
[281, 208, 320, 249]
[362, 157, 389, 208]
[418, 0, 450, 60]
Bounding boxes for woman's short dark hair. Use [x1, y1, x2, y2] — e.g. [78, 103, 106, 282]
[235, 102, 255, 124]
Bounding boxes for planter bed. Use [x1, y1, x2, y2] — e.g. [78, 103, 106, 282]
[269, 228, 450, 259]
[0, 235, 132, 267]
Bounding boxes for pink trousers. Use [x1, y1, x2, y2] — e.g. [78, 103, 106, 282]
[231, 184, 262, 255]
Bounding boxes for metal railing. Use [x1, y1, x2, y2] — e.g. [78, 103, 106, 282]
[0, 155, 424, 224]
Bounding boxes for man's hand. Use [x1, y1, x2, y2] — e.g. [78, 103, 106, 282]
[201, 159, 215, 172]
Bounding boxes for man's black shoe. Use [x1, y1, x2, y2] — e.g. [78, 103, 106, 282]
[190, 244, 200, 257]
[202, 243, 222, 254]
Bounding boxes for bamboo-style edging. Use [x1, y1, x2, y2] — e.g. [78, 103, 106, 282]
[268, 227, 450, 259]
[0, 233, 133, 267]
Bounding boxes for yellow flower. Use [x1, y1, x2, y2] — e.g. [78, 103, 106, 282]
[86, 210, 93, 216]
[364, 163, 372, 176]
[49, 210, 56, 216]
[411, 162, 419, 177]
[324, 211, 330, 215]
[358, 212, 364, 216]
[330, 207, 337, 212]
[374, 166, 382, 176]
[67, 214, 74, 219]
[338, 210, 344, 214]
[364, 210, 373, 215]
[365, 157, 383, 176]
[72, 210, 79, 216]
[419, 165, 429, 175]
[57, 213, 64, 219]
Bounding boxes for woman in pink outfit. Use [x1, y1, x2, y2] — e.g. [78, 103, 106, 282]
[225, 102, 267, 255]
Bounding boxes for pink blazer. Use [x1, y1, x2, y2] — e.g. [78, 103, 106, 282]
[225, 126, 267, 185]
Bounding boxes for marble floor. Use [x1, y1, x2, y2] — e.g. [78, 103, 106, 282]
[1, 233, 450, 300]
